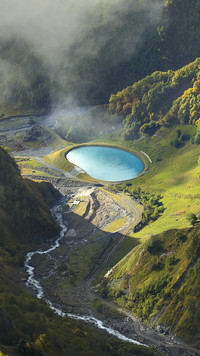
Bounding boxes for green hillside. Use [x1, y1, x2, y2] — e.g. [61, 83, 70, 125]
[0, 146, 60, 260]
[109, 58, 200, 139]
[99, 51, 200, 347]
[104, 224, 200, 346]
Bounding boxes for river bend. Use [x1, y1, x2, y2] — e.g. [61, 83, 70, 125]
[24, 196, 145, 346]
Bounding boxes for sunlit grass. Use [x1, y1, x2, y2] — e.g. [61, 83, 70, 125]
[103, 217, 127, 233]
[44, 147, 73, 171]
[16, 157, 58, 178]
[73, 199, 90, 216]
[20, 168, 53, 177]
[16, 157, 44, 169]
[106, 125, 200, 242]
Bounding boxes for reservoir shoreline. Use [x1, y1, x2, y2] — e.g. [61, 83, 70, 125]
[65, 143, 149, 183]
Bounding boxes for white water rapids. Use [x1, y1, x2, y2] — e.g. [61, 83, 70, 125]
[24, 197, 145, 347]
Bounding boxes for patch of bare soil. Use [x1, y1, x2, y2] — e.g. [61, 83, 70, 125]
[91, 190, 128, 229]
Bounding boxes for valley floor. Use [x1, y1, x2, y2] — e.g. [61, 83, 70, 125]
[1, 114, 200, 355]
[22, 178, 200, 356]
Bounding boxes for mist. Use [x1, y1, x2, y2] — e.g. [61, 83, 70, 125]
[0, 0, 163, 126]
[0, 0, 91, 63]
[0, 0, 162, 62]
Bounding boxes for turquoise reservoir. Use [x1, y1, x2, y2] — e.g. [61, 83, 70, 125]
[66, 146, 145, 182]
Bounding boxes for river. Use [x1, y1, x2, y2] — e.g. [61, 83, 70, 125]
[24, 195, 145, 347]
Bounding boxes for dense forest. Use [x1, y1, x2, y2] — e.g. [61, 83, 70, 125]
[64, 0, 200, 104]
[109, 58, 200, 139]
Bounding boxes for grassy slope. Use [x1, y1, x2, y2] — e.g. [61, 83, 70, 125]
[91, 124, 200, 237]
[103, 124, 197, 237]
[42, 123, 200, 267]
[98, 124, 200, 346]
[44, 147, 74, 171]
[105, 224, 200, 346]
[16, 157, 60, 179]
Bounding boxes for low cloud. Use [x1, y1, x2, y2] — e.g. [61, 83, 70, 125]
[0, 0, 162, 64]
[0, 0, 163, 109]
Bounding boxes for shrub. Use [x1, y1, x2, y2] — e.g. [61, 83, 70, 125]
[187, 213, 197, 226]
[147, 238, 164, 255]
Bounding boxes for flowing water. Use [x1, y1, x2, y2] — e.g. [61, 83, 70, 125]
[24, 197, 145, 346]
[66, 145, 145, 181]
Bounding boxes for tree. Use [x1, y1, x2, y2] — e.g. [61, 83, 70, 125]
[176, 129, 182, 138]
[140, 121, 160, 135]
[187, 213, 198, 226]
[35, 334, 50, 353]
[194, 132, 200, 144]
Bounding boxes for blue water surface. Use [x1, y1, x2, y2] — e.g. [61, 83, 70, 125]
[66, 146, 145, 182]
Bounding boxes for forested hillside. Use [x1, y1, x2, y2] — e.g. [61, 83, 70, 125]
[109, 58, 200, 139]
[0, 38, 51, 116]
[63, 0, 200, 104]
[1, 0, 200, 114]
[0, 147, 60, 257]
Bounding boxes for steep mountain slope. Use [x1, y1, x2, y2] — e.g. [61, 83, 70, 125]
[103, 224, 200, 347]
[99, 53, 200, 347]
[109, 58, 200, 139]
[0, 146, 60, 251]
[60, 0, 200, 104]
[0, 38, 51, 116]
[2, 0, 200, 113]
